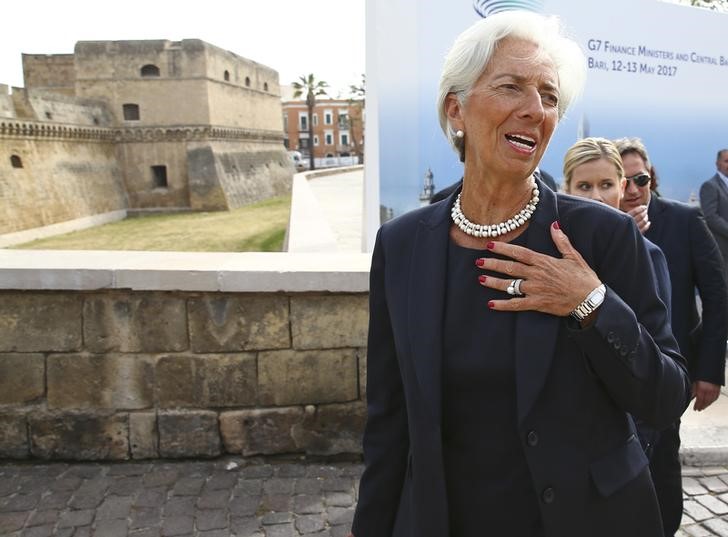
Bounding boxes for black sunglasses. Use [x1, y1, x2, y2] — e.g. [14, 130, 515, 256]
[625, 173, 651, 187]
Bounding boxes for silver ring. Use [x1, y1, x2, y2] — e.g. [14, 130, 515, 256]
[507, 278, 525, 297]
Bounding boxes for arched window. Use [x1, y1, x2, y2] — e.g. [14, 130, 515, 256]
[224, 70, 230, 81]
[123, 104, 140, 121]
[245, 76, 251, 87]
[140, 64, 160, 77]
[10, 155, 23, 168]
[264, 82, 269, 91]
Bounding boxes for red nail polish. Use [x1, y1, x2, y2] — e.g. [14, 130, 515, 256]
[486, 242, 495, 249]
[552, 221, 560, 230]
[475, 258, 485, 267]
[478, 275, 487, 284]
[488, 300, 495, 309]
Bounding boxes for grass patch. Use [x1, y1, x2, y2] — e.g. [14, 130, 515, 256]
[15, 194, 291, 252]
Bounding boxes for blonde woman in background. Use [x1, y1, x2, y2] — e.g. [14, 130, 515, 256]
[563, 137, 671, 317]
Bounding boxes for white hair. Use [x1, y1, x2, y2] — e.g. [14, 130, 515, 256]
[437, 11, 586, 155]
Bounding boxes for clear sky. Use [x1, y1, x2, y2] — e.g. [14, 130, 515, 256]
[0, 0, 365, 96]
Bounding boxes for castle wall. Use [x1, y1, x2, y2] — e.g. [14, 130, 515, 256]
[22, 54, 75, 96]
[0, 122, 127, 234]
[117, 140, 190, 208]
[206, 80, 284, 130]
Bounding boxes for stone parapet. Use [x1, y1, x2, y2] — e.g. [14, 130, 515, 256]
[0, 251, 371, 461]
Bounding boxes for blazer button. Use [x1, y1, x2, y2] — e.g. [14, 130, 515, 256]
[606, 332, 616, 343]
[527, 431, 539, 447]
[620, 347, 629, 357]
[542, 487, 555, 504]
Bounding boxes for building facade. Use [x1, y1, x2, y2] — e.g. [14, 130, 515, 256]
[282, 97, 364, 168]
[1, 39, 293, 236]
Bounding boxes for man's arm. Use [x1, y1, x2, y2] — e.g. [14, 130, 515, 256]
[690, 207, 728, 409]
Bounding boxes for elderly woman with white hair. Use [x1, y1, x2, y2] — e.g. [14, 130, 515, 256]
[350, 11, 690, 537]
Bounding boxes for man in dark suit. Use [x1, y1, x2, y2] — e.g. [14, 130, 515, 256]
[617, 138, 728, 537]
[430, 167, 558, 204]
[699, 149, 728, 284]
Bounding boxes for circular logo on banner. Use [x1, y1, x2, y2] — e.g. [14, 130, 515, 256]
[473, 0, 544, 18]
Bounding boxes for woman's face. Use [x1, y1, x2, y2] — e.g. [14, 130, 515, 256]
[448, 37, 560, 180]
[567, 158, 624, 209]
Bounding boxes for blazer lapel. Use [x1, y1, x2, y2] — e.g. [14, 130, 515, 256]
[407, 194, 452, 425]
[713, 174, 728, 198]
[645, 195, 667, 245]
[515, 182, 562, 423]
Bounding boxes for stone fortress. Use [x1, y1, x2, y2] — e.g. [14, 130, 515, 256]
[0, 39, 293, 238]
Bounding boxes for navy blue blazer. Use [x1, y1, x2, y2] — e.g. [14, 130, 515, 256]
[352, 183, 690, 537]
[645, 238, 672, 322]
[646, 194, 727, 385]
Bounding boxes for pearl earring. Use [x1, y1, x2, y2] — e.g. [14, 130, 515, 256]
[456, 130, 464, 139]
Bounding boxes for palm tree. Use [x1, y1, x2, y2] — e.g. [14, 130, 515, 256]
[292, 74, 329, 171]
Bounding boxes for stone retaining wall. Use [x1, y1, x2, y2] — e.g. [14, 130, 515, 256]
[0, 251, 371, 461]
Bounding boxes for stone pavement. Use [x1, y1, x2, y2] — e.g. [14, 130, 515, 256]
[3, 458, 728, 537]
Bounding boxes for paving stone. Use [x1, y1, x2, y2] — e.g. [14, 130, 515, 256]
[683, 523, 718, 536]
[275, 464, 307, 478]
[37, 489, 73, 510]
[325, 492, 354, 507]
[130, 506, 162, 530]
[0, 512, 27, 534]
[171, 477, 205, 496]
[108, 476, 144, 496]
[196, 489, 230, 510]
[684, 478, 710, 496]
[684, 500, 716, 522]
[262, 512, 294, 525]
[339, 464, 364, 477]
[265, 523, 296, 537]
[164, 496, 196, 517]
[107, 463, 151, 477]
[21, 525, 55, 537]
[696, 494, 728, 515]
[195, 508, 228, 531]
[261, 494, 292, 512]
[198, 530, 231, 537]
[0, 478, 18, 496]
[0, 493, 40, 512]
[326, 506, 355, 526]
[73, 527, 92, 537]
[294, 494, 324, 514]
[700, 467, 728, 477]
[160, 515, 193, 536]
[241, 465, 273, 479]
[704, 517, 728, 536]
[26, 509, 59, 527]
[51, 476, 83, 492]
[54, 529, 74, 537]
[683, 467, 707, 477]
[143, 469, 179, 488]
[702, 477, 728, 494]
[235, 479, 262, 496]
[230, 516, 262, 536]
[322, 478, 353, 493]
[305, 466, 340, 479]
[229, 495, 260, 517]
[205, 472, 238, 491]
[96, 495, 133, 520]
[295, 478, 323, 495]
[307, 530, 332, 537]
[135, 486, 167, 508]
[57, 509, 95, 528]
[128, 528, 160, 537]
[331, 526, 352, 537]
[93, 518, 129, 537]
[263, 478, 296, 496]
[296, 514, 326, 534]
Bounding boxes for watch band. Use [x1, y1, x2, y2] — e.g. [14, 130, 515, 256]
[570, 284, 606, 322]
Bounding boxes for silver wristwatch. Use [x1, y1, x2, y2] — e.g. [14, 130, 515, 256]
[570, 284, 606, 322]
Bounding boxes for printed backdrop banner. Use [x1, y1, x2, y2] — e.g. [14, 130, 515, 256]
[364, 0, 728, 249]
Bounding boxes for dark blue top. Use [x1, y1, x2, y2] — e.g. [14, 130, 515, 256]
[442, 231, 543, 537]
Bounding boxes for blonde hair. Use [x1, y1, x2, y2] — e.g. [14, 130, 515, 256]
[437, 11, 586, 157]
[563, 137, 624, 189]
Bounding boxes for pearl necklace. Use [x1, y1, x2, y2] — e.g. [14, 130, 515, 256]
[451, 182, 540, 238]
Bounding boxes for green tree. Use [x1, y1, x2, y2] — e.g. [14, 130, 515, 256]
[347, 74, 366, 164]
[292, 74, 329, 170]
